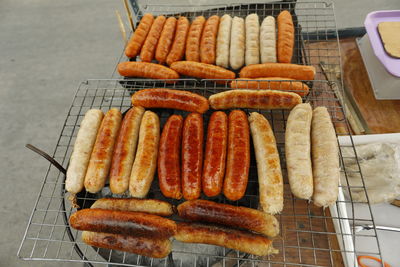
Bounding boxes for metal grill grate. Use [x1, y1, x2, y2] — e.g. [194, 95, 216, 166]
[18, 78, 382, 267]
[18, 1, 383, 266]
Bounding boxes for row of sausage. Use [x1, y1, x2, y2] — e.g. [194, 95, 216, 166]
[66, 90, 339, 210]
[70, 199, 278, 258]
[117, 61, 315, 89]
[125, 11, 294, 68]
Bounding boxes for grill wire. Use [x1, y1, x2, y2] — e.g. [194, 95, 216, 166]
[18, 1, 383, 267]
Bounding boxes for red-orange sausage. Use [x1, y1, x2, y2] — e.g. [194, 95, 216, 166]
[186, 16, 206, 62]
[140, 16, 166, 62]
[117, 62, 179, 82]
[158, 115, 183, 199]
[170, 61, 235, 82]
[200, 15, 220, 64]
[69, 209, 177, 238]
[82, 231, 172, 258]
[125, 13, 154, 58]
[131, 88, 209, 114]
[223, 110, 250, 201]
[182, 113, 204, 200]
[166, 16, 190, 66]
[155, 17, 177, 64]
[202, 111, 228, 197]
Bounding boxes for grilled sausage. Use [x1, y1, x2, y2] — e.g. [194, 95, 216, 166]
[285, 103, 313, 200]
[216, 14, 232, 68]
[155, 17, 177, 64]
[109, 107, 145, 194]
[170, 61, 235, 82]
[66, 109, 104, 194]
[186, 16, 206, 62]
[175, 223, 277, 256]
[223, 110, 250, 201]
[70, 209, 177, 238]
[91, 198, 174, 216]
[312, 106, 340, 207]
[166, 16, 190, 66]
[117, 62, 179, 82]
[229, 16, 245, 70]
[239, 63, 316, 80]
[132, 88, 209, 114]
[140, 16, 166, 62]
[202, 111, 228, 197]
[229, 78, 310, 96]
[209, 89, 302, 110]
[249, 112, 283, 214]
[177, 200, 279, 237]
[158, 115, 183, 199]
[82, 231, 171, 258]
[182, 113, 204, 200]
[200, 15, 219, 64]
[245, 13, 260, 66]
[277, 10, 294, 63]
[260, 16, 277, 63]
[125, 13, 154, 58]
[129, 111, 160, 198]
[84, 109, 122, 193]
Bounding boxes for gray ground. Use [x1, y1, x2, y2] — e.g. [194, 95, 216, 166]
[0, 0, 399, 266]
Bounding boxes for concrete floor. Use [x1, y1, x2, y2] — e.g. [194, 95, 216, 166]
[0, 0, 398, 266]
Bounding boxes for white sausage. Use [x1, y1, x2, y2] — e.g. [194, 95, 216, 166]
[260, 16, 277, 63]
[312, 107, 340, 208]
[285, 103, 313, 199]
[249, 112, 283, 214]
[66, 109, 104, 194]
[245, 13, 260, 66]
[216, 14, 232, 68]
[129, 111, 160, 198]
[229, 16, 245, 70]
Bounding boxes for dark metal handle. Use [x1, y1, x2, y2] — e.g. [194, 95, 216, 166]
[25, 144, 66, 174]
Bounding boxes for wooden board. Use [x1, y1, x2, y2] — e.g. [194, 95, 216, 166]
[340, 38, 400, 134]
[307, 38, 400, 134]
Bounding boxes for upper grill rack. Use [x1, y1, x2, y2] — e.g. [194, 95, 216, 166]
[18, 78, 382, 267]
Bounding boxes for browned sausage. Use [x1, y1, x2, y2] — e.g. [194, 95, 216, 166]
[186, 16, 206, 62]
[117, 62, 179, 82]
[84, 108, 122, 193]
[109, 106, 144, 194]
[69, 209, 177, 238]
[181, 113, 204, 200]
[125, 13, 154, 58]
[131, 88, 209, 114]
[177, 199, 279, 237]
[90, 198, 174, 217]
[170, 61, 235, 82]
[158, 115, 183, 199]
[208, 89, 302, 110]
[223, 110, 250, 201]
[155, 17, 177, 64]
[200, 15, 219, 64]
[239, 63, 316, 80]
[175, 222, 277, 256]
[82, 231, 172, 258]
[140, 16, 166, 62]
[202, 111, 228, 197]
[166, 16, 190, 66]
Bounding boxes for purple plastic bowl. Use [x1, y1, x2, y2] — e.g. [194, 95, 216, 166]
[364, 10, 400, 77]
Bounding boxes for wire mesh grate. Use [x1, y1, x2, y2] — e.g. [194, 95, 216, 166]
[18, 78, 382, 267]
[19, 1, 383, 266]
